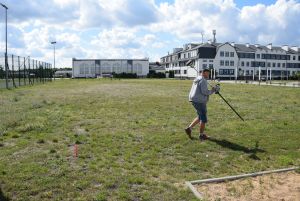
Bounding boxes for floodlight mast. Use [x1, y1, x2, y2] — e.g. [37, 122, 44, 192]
[1, 3, 8, 88]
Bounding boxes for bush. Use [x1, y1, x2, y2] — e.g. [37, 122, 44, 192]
[290, 72, 300, 80]
[112, 73, 137, 79]
[147, 70, 166, 78]
[168, 70, 175, 78]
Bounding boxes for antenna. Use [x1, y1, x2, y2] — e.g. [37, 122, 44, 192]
[201, 31, 204, 44]
[213, 30, 216, 43]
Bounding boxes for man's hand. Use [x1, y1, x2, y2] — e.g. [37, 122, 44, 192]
[215, 85, 220, 94]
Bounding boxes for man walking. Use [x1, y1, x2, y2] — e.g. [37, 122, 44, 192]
[185, 69, 220, 140]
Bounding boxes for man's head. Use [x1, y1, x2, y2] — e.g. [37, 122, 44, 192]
[201, 69, 210, 79]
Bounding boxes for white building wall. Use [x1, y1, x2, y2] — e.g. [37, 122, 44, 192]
[73, 60, 96, 78]
[214, 43, 239, 79]
[73, 59, 149, 78]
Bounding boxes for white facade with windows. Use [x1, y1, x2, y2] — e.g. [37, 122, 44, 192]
[214, 43, 239, 79]
[161, 42, 300, 80]
[72, 58, 149, 78]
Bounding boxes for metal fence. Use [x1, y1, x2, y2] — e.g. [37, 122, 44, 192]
[0, 54, 53, 89]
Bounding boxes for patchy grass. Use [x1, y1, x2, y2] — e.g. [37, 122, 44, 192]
[0, 79, 299, 200]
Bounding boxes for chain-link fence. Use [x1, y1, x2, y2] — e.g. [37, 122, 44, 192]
[0, 54, 53, 89]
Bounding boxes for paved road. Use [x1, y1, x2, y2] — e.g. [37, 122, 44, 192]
[219, 80, 300, 88]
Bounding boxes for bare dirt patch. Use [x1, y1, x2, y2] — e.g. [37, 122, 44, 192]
[195, 171, 300, 201]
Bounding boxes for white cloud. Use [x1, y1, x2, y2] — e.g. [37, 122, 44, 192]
[152, 0, 300, 45]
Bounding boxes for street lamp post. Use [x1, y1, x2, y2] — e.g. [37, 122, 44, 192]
[1, 3, 8, 88]
[51, 41, 56, 80]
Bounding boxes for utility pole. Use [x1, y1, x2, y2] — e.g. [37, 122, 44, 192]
[1, 3, 8, 88]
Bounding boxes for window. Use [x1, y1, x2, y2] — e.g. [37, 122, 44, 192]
[219, 69, 234, 75]
[230, 61, 234, 66]
[273, 63, 276, 67]
[209, 60, 214, 62]
[246, 62, 249, 67]
[276, 55, 280, 60]
[184, 70, 187, 74]
[283, 63, 285, 67]
[184, 54, 186, 58]
[80, 66, 84, 74]
[85, 65, 89, 74]
[256, 54, 260, 59]
[277, 63, 281, 67]
[230, 52, 234, 57]
[209, 64, 213, 68]
[293, 56, 296, 60]
[271, 54, 276, 59]
[90, 67, 95, 74]
[241, 61, 244, 66]
[298, 56, 300, 61]
[267, 63, 270, 67]
[225, 52, 229, 57]
[220, 51, 224, 57]
[203, 60, 207, 62]
[220, 60, 224, 66]
[203, 64, 207, 68]
[225, 61, 229, 66]
[188, 53, 191, 58]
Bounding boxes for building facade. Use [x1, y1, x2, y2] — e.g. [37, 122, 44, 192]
[161, 42, 300, 80]
[72, 58, 149, 78]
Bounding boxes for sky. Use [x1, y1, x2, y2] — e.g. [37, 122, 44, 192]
[0, 0, 299, 67]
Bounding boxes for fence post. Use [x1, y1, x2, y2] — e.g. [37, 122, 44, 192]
[12, 55, 16, 88]
[36, 60, 38, 83]
[5, 54, 8, 89]
[18, 56, 20, 86]
[24, 57, 26, 85]
[50, 63, 53, 82]
[29, 57, 33, 85]
[45, 63, 48, 82]
[31, 59, 34, 84]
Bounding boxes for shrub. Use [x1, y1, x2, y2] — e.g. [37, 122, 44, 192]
[147, 70, 166, 78]
[112, 73, 138, 79]
[168, 70, 175, 78]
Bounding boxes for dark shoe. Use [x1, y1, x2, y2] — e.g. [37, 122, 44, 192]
[199, 133, 209, 141]
[184, 127, 192, 139]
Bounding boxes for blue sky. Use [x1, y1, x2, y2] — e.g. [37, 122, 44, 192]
[0, 0, 299, 67]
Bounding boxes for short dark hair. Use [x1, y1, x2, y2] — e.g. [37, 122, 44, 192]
[202, 69, 210, 73]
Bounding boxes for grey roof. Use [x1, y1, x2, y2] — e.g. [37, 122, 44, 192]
[287, 49, 299, 54]
[191, 42, 221, 50]
[161, 42, 300, 59]
[233, 44, 256, 52]
[149, 63, 165, 71]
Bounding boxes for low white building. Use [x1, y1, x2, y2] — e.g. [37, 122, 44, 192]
[72, 58, 149, 78]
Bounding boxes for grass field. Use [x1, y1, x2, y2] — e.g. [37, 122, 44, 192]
[0, 79, 299, 201]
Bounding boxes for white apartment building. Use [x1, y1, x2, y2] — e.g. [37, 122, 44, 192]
[161, 42, 300, 80]
[72, 58, 149, 78]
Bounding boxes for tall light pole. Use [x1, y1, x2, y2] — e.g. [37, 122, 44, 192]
[1, 3, 8, 88]
[51, 41, 56, 80]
